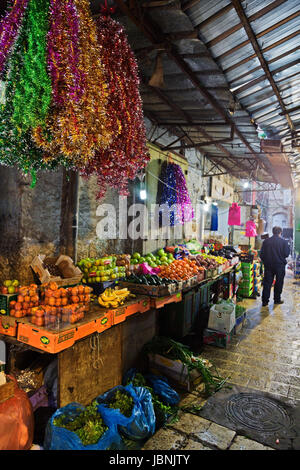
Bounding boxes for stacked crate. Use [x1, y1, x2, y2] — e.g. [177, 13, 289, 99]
[238, 262, 254, 298]
[253, 261, 263, 296]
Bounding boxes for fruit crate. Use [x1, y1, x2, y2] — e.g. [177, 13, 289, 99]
[117, 281, 176, 297]
[206, 268, 218, 279]
[96, 310, 113, 334]
[0, 315, 18, 337]
[31, 254, 82, 287]
[112, 296, 150, 324]
[150, 292, 182, 309]
[16, 306, 103, 353]
[0, 293, 18, 315]
[0, 376, 15, 403]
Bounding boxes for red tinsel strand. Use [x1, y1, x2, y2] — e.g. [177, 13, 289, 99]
[80, 15, 149, 199]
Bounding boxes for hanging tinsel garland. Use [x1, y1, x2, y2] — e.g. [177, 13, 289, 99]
[0, 0, 29, 77]
[12, 0, 52, 132]
[0, 2, 149, 194]
[32, 0, 112, 166]
[0, 1, 71, 174]
[158, 162, 194, 226]
[81, 15, 150, 199]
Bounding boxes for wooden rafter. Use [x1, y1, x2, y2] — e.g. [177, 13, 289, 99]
[204, 0, 289, 48]
[231, 0, 296, 134]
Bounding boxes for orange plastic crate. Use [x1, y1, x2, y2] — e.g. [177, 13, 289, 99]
[112, 296, 150, 325]
[96, 310, 112, 333]
[0, 316, 17, 337]
[150, 292, 182, 309]
[17, 321, 76, 353]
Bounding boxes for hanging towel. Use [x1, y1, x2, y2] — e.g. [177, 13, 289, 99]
[210, 204, 218, 231]
[245, 219, 257, 237]
[228, 202, 241, 226]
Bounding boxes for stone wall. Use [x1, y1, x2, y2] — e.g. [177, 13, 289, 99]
[0, 166, 63, 284]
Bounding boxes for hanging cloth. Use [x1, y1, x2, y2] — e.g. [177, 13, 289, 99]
[245, 219, 258, 237]
[210, 204, 218, 231]
[228, 202, 241, 226]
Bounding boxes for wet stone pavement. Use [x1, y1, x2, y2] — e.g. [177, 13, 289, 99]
[143, 272, 300, 451]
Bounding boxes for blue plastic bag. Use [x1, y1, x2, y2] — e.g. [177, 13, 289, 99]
[96, 384, 155, 441]
[43, 403, 122, 450]
[145, 374, 180, 406]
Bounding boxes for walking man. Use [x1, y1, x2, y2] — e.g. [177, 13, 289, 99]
[260, 226, 290, 307]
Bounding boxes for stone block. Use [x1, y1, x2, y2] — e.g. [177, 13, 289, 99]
[229, 436, 274, 451]
[142, 428, 186, 450]
[170, 412, 211, 436]
[192, 422, 236, 450]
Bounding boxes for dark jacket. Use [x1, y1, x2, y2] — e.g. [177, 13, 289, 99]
[260, 235, 290, 267]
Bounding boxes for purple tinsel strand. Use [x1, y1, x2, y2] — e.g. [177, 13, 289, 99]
[47, 0, 84, 106]
[0, 0, 29, 75]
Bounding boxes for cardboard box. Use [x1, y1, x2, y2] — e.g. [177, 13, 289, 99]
[203, 328, 234, 348]
[31, 254, 82, 287]
[148, 353, 212, 392]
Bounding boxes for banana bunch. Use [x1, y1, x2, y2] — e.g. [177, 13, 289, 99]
[98, 288, 135, 308]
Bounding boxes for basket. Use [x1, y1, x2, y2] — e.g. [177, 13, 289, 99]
[0, 376, 14, 403]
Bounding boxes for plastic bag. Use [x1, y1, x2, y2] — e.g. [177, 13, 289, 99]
[96, 384, 155, 441]
[43, 403, 122, 450]
[0, 375, 34, 450]
[145, 374, 179, 406]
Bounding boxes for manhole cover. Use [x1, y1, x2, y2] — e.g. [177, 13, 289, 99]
[225, 393, 293, 433]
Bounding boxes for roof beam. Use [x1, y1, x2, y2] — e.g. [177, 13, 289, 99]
[217, 27, 300, 62]
[204, 0, 289, 48]
[225, 43, 299, 77]
[114, 0, 273, 178]
[231, 0, 295, 134]
[233, 58, 300, 96]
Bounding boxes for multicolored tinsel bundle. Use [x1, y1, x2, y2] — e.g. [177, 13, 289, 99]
[0, 1, 149, 195]
[80, 15, 149, 198]
[158, 162, 194, 226]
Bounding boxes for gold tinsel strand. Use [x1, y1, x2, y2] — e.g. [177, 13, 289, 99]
[32, 0, 112, 166]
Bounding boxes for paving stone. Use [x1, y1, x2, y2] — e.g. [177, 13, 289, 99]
[268, 381, 290, 397]
[179, 392, 207, 410]
[271, 372, 292, 385]
[248, 377, 269, 391]
[182, 439, 212, 450]
[287, 385, 300, 400]
[142, 428, 186, 450]
[229, 436, 274, 451]
[192, 422, 236, 450]
[290, 376, 300, 387]
[228, 373, 250, 387]
[169, 412, 211, 436]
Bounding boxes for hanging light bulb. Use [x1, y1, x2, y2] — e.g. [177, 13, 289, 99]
[140, 189, 147, 200]
[243, 181, 249, 188]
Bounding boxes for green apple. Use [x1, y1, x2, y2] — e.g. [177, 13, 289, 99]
[96, 277, 101, 282]
[132, 252, 141, 259]
[139, 257, 146, 263]
[8, 286, 15, 294]
[12, 280, 19, 287]
[157, 249, 165, 257]
[3, 280, 12, 287]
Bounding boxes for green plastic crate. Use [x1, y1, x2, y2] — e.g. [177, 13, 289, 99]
[0, 294, 18, 316]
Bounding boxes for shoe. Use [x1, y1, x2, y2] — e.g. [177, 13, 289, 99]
[274, 300, 284, 305]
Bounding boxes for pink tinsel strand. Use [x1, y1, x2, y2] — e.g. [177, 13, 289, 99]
[47, 0, 84, 106]
[0, 0, 29, 76]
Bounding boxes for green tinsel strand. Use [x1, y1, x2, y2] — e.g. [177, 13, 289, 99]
[11, 0, 52, 132]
